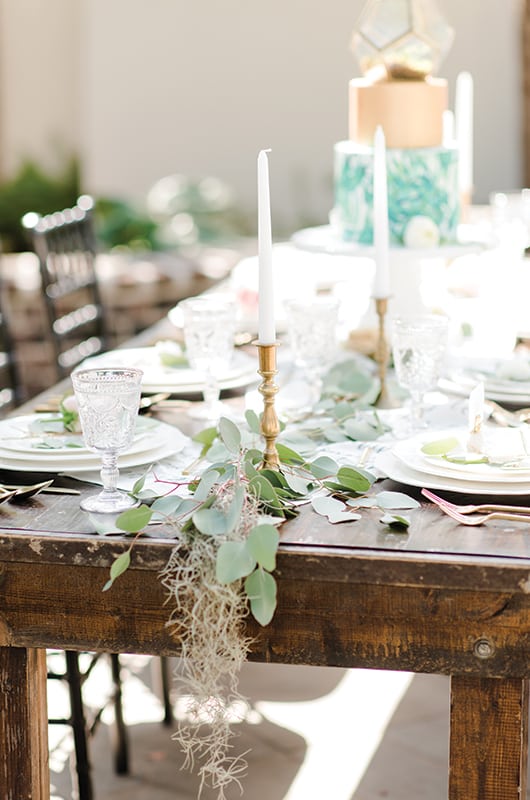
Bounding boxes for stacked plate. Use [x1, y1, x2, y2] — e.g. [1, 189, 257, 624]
[442, 356, 530, 405]
[78, 347, 258, 395]
[376, 426, 530, 496]
[0, 414, 188, 473]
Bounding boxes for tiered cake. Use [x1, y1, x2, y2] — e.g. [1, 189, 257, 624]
[331, 0, 459, 248]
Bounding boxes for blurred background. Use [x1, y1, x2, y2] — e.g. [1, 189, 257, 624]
[0, 0, 523, 249]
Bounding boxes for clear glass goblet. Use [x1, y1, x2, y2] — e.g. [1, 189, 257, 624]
[71, 367, 143, 513]
[179, 295, 237, 420]
[391, 315, 449, 430]
[284, 296, 340, 410]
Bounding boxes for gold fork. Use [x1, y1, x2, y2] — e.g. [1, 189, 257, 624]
[422, 489, 530, 526]
[421, 488, 530, 516]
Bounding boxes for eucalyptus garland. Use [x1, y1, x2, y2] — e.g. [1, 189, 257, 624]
[102, 405, 419, 798]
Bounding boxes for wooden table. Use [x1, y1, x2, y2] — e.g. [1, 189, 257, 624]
[1, 395, 530, 799]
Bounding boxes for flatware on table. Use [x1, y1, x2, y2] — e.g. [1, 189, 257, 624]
[421, 488, 530, 526]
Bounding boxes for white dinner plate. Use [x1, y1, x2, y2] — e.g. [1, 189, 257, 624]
[0, 420, 188, 472]
[394, 427, 530, 483]
[0, 414, 160, 459]
[78, 348, 258, 395]
[376, 450, 530, 496]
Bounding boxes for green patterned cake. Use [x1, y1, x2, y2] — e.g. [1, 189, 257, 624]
[331, 140, 460, 246]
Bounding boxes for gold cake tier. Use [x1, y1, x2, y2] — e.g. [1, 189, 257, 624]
[349, 77, 448, 148]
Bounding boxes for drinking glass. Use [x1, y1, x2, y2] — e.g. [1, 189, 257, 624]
[391, 315, 449, 430]
[71, 367, 143, 513]
[179, 295, 237, 420]
[284, 296, 339, 409]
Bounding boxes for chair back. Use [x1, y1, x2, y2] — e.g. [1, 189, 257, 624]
[23, 195, 108, 378]
[0, 284, 23, 414]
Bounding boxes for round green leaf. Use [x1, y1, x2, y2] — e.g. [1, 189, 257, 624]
[336, 466, 372, 493]
[218, 417, 241, 453]
[309, 456, 339, 480]
[247, 524, 279, 571]
[376, 491, 420, 510]
[116, 504, 153, 532]
[192, 507, 228, 536]
[216, 541, 256, 583]
[245, 568, 278, 626]
[245, 409, 261, 434]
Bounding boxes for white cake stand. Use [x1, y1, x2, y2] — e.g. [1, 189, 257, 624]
[291, 224, 485, 322]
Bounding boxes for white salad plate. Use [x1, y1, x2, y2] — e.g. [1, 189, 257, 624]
[376, 450, 530, 496]
[0, 414, 161, 459]
[78, 347, 258, 395]
[0, 417, 188, 473]
[393, 427, 530, 483]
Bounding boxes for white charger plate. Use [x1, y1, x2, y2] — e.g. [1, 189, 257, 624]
[0, 421, 188, 472]
[0, 414, 160, 459]
[78, 348, 258, 395]
[376, 450, 530, 496]
[394, 427, 530, 483]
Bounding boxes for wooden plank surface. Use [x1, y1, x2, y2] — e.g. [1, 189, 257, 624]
[0, 646, 49, 800]
[449, 676, 528, 800]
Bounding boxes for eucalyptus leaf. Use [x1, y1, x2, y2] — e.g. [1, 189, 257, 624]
[116, 504, 153, 533]
[309, 455, 339, 480]
[323, 426, 349, 443]
[328, 511, 362, 524]
[245, 568, 278, 626]
[376, 491, 420, 510]
[245, 409, 261, 434]
[421, 437, 459, 456]
[244, 448, 263, 465]
[276, 443, 305, 465]
[343, 418, 381, 441]
[216, 540, 255, 584]
[247, 524, 280, 571]
[380, 513, 411, 530]
[132, 474, 147, 495]
[194, 469, 220, 501]
[248, 474, 282, 508]
[336, 466, 373, 493]
[312, 495, 345, 517]
[192, 425, 218, 456]
[443, 454, 489, 465]
[103, 549, 131, 591]
[225, 486, 245, 534]
[192, 506, 229, 536]
[151, 495, 184, 516]
[218, 417, 242, 453]
[205, 442, 231, 464]
[283, 472, 311, 495]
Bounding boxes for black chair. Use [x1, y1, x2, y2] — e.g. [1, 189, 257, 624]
[0, 278, 24, 414]
[22, 195, 109, 379]
[22, 197, 174, 799]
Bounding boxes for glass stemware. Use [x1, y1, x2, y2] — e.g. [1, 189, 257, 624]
[71, 367, 143, 513]
[391, 315, 449, 430]
[179, 295, 237, 420]
[284, 296, 340, 410]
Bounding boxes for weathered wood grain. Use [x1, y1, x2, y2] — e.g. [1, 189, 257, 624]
[449, 676, 528, 800]
[0, 646, 48, 800]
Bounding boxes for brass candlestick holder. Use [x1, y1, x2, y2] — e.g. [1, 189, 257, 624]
[255, 341, 281, 470]
[374, 296, 396, 409]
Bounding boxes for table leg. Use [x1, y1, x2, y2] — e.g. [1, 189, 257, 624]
[449, 675, 528, 800]
[0, 646, 49, 800]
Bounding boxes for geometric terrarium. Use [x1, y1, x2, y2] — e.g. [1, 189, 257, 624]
[352, 0, 455, 81]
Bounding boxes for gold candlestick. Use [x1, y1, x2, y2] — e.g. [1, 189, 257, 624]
[374, 296, 397, 409]
[255, 341, 281, 470]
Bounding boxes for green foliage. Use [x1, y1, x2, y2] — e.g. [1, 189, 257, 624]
[105, 413, 419, 626]
[0, 157, 80, 252]
[421, 437, 459, 456]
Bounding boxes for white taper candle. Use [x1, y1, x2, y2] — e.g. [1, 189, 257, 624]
[257, 149, 276, 344]
[372, 125, 391, 299]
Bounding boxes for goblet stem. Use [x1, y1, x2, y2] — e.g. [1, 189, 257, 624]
[203, 371, 221, 414]
[409, 390, 426, 429]
[100, 450, 120, 495]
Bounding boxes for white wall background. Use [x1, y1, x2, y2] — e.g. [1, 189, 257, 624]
[0, 0, 524, 234]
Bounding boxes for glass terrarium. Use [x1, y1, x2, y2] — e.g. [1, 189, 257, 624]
[352, 0, 454, 81]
